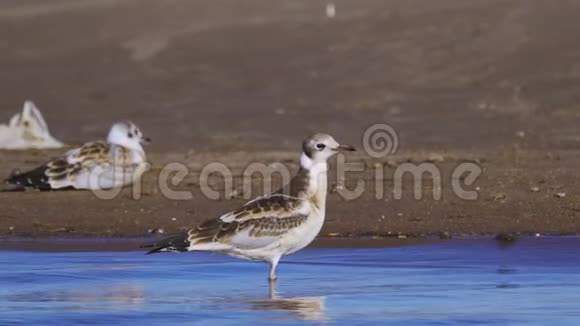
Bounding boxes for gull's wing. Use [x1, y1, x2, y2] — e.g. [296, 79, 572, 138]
[142, 194, 311, 254]
[46, 142, 111, 188]
[51, 142, 141, 189]
[190, 194, 311, 250]
[22, 100, 50, 138]
[6, 142, 138, 190]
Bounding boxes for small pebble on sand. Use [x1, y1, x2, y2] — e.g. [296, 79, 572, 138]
[427, 153, 445, 163]
[325, 3, 336, 18]
[492, 192, 507, 201]
[439, 231, 452, 240]
[554, 192, 566, 198]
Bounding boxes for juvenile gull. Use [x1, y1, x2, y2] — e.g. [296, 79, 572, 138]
[142, 133, 355, 281]
[4, 121, 150, 190]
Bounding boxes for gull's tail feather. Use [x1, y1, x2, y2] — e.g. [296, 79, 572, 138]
[4, 165, 52, 190]
[141, 232, 190, 254]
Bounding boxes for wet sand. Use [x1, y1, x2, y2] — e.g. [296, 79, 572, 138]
[1, 0, 580, 240]
[0, 236, 438, 252]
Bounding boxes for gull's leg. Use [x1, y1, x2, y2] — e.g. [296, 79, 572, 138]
[268, 256, 280, 299]
[268, 278, 277, 299]
[268, 256, 281, 281]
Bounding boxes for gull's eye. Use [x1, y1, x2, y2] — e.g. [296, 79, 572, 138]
[127, 132, 133, 138]
[316, 143, 326, 150]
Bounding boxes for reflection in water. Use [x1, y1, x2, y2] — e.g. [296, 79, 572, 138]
[10, 283, 145, 310]
[253, 279, 325, 321]
[248, 296, 326, 321]
[214, 280, 327, 321]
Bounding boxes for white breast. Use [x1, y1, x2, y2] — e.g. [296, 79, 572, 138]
[279, 207, 325, 255]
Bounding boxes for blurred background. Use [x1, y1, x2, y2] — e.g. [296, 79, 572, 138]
[2, 0, 580, 152]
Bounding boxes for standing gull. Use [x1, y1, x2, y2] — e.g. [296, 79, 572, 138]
[5, 121, 150, 191]
[142, 133, 355, 281]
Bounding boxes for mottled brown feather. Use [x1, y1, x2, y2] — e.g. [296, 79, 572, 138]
[188, 195, 309, 245]
[44, 142, 134, 182]
[187, 166, 316, 246]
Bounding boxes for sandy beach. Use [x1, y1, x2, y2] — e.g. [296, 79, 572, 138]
[1, 0, 580, 241]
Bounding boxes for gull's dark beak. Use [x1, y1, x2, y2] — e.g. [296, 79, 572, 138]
[336, 144, 356, 152]
[141, 137, 152, 145]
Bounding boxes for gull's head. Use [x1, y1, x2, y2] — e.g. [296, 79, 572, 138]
[301, 133, 355, 168]
[107, 121, 150, 151]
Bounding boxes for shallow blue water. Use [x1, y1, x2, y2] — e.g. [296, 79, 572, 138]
[0, 238, 579, 325]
